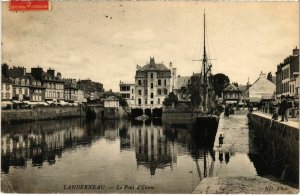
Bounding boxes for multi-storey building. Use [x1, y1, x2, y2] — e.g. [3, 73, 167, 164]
[28, 74, 46, 102]
[6, 66, 30, 101]
[134, 57, 176, 108]
[12, 77, 31, 101]
[119, 81, 135, 107]
[275, 47, 299, 100]
[222, 84, 241, 105]
[1, 76, 13, 101]
[31, 67, 64, 102]
[63, 78, 78, 102]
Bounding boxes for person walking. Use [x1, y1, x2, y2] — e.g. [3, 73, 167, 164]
[218, 134, 224, 147]
[280, 96, 289, 122]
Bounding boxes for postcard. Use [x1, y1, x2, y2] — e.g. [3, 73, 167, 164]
[1, 1, 299, 194]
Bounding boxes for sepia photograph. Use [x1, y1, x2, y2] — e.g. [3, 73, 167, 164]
[1, 1, 299, 194]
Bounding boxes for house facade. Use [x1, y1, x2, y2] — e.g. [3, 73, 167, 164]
[222, 84, 241, 104]
[1, 76, 13, 101]
[134, 57, 176, 108]
[275, 47, 299, 100]
[31, 67, 64, 102]
[64, 79, 78, 102]
[119, 81, 135, 107]
[104, 96, 119, 108]
[248, 72, 276, 103]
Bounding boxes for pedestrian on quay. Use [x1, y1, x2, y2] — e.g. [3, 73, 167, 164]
[270, 109, 279, 127]
[219, 151, 224, 163]
[279, 96, 289, 122]
[218, 134, 224, 147]
[249, 103, 253, 113]
[224, 105, 230, 116]
[225, 152, 230, 164]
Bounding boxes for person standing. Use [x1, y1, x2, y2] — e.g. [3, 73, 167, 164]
[280, 96, 289, 122]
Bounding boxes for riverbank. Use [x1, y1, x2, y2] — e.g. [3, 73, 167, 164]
[1, 106, 85, 123]
[193, 176, 298, 194]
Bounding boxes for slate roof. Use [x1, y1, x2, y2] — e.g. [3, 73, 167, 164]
[139, 63, 169, 71]
[224, 84, 240, 92]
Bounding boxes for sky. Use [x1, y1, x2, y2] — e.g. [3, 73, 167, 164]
[2, 1, 299, 91]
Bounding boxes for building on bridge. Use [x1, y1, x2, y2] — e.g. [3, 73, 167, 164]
[222, 84, 242, 105]
[119, 81, 135, 107]
[134, 57, 176, 109]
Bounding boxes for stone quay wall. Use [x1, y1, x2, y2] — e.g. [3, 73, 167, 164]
[2, 106, 85, 123]
[162, 112, 195, 124]
[103, 107, 128, 119]
[248, 113, 299, 183]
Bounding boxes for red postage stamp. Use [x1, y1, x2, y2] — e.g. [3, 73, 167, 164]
[9, 0, 50, 11]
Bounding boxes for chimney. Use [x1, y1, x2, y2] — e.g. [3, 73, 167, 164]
[136, 64, 141, 71]
[47, 69, 55, 77]
[149, 57, 155, 65]
[57, 72, 62, 79]
[293, 46, 299, 56]
[259, 71, 266, 79]
[169, 62, 173, 69]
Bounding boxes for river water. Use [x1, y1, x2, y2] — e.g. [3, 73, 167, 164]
[0, 117, 266, 193]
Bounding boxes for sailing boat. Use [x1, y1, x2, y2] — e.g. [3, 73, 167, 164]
[193, 11, 219, 146]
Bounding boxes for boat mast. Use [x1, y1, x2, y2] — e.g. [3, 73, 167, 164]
[202, 10, 208, 112]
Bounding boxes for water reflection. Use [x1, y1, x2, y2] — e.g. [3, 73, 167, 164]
[2, 119, 216, 176]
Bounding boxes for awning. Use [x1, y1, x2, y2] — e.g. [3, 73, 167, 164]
[38, 102, 48, 105]
[249, 97, 261, 103]
[1, 101, 12, 107]
[12, 100, 22, 104]
[225, 100, 238, 104]
[58, 101, 69, 106]
[46, 101, 53, 104]
[28, 102, 38, 105]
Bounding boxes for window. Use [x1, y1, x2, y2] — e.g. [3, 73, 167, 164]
[138, 80, 142, 86]
[19, 88, 22, 95]
[164, 79, 167, 86]
[132, 89, 134, 93]
[144, 89, 147, 96]
[138, 90, 142, 95]
[150, 73, 153, 79]
[158, 98, 160, 104]
[151, 101, 153, 105]
[158, 80, 161, 86]
[151, 83, 153, 89]
[5, 92, 9, 99]
[164, 89, 168, 95]
[25, 89, 29, 96]
[157, 89, 161, 95]
[138, 98, 141, 105]
[6, 84, 10, 91]
[49, 92, 52, 97]
[151, 93, 154, 98]
[145, 99, 147, 104]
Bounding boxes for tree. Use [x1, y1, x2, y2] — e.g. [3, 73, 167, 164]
[267, 72, 273, 82]
[163, 92, 178, 107]
[232, 82, 238, 87]
[212, 73, 230, 97]
[118, 96, 128, 107]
